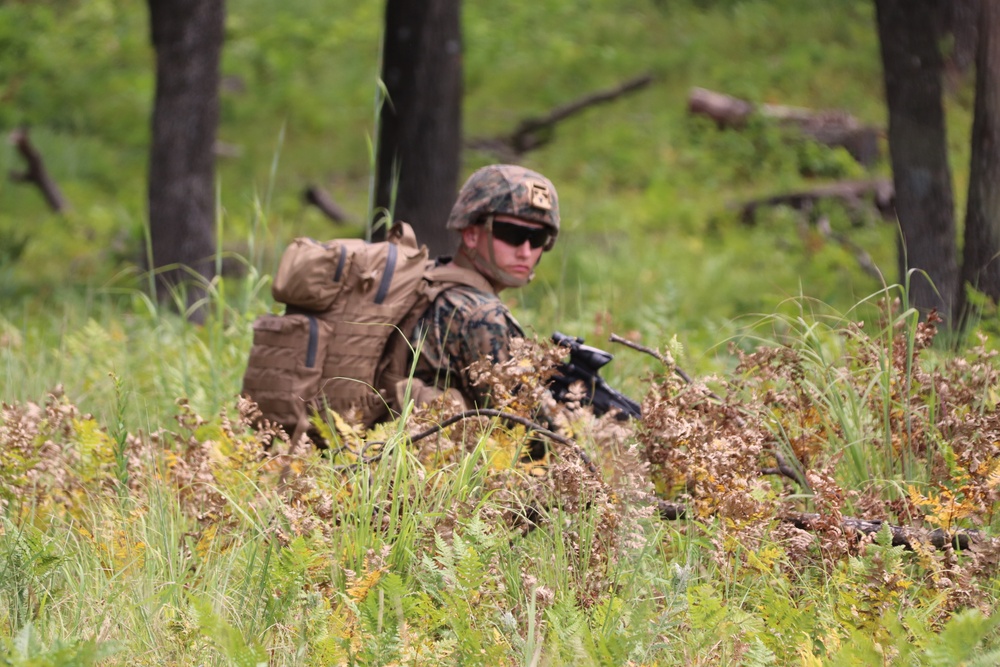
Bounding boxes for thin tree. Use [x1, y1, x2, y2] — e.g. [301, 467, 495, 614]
[945, 0, 980, 80]
[874, 0, 959, 325]
[147, 0, 225, 322]
[957, 0, 1000, 326]
[375, 0, 462, 257]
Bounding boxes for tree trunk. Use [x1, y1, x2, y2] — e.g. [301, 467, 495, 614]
[946, 0, 980, 79]
[147, 0, 224, 322]
[958, 1, 1000, 325]
[875, 0, 959, 324]
[375, 0, 462, 258]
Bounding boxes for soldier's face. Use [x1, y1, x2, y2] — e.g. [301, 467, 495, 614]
[463, 215, 545, 283]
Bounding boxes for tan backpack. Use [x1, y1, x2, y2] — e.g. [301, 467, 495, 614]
[241, 222, 486, 442]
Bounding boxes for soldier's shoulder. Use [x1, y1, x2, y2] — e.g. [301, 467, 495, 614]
[432, 285, 517, 328]
[433, 283, 504, 312]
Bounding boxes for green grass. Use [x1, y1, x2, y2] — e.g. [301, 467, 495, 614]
[4, 278, 1000, 664]
[5, 0, 1000, 664]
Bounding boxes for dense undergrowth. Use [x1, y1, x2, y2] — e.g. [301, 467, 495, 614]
[5, 290, 1000, 664]
[6, 0, 1000, 664]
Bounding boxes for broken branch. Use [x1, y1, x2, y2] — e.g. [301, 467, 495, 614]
[783, 512, 981, 551]
[656, 502, 983, 551]
[303, 185, 353, 225]
[688, 87, 882, 166]
[739, 179, 896, 225]
[738, 182, 891, 280]
[815, 214, 883, 280]
[469, 73, 655, 158]
[8, 127, 68, 213]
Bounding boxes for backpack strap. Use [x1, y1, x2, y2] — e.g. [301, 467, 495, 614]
[375, 261, 496, 420]
[423, 262, 495, 299]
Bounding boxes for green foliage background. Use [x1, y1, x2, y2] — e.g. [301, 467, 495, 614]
[5, 2, 1000, 664]
[0, 0, 930, 359]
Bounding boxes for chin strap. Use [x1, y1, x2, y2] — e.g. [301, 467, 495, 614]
[458, 216, 534, 289]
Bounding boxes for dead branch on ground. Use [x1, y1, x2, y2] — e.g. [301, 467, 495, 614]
[688, 87, 882, 166]
[469, 73, 655, 159]
[783, 512, 980, 552]
[8, 127, 69, 213]
[813, 214, 883, 280]
[657, 501, 982, 551]
[303, 185, 353, 225]
[739, 179, 895, 225]
[737, 181, 893, 280]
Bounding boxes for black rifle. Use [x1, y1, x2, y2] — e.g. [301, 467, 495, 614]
[549, 332, 642, 420]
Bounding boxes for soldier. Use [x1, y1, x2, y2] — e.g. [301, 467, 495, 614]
[404, 164, 560, 409]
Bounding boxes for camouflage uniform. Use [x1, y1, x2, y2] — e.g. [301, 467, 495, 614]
[406, 164, 559, 409]
[410, 269, 524, 408]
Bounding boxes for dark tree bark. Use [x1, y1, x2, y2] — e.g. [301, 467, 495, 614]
[875, 0, 959, 324]
[958, 1, 1000, 325]
[375, 0, 462, 258]
[147, 0, 224, 322]
[946, 0, 981, 79]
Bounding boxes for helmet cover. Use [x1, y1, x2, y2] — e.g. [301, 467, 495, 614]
[446, 164, 559, 250]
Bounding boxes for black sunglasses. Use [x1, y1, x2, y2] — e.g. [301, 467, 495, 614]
[489, 219, 551, 249]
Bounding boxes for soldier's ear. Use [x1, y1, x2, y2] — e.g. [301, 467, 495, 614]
[461, 225, 480, 250]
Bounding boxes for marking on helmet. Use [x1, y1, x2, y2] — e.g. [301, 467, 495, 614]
[528, 181, 553, 210]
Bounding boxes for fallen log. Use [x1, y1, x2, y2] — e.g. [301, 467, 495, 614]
[656, 501, 983, 551]
[8, 127, 69, 213]
[784, 512, 981, 551]
[303, 185, 352, 224]
[739, 178, 895, 225]
[688, 87, 754, 127]
[688, 87, 882, 166]
[469, 73, 655, 158]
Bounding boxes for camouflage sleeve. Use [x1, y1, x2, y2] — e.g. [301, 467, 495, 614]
[412, 286, 525, 407]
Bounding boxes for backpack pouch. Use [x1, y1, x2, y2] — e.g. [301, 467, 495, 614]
[272, 238, 361, 311]
[242, 313, 330, 434]
[317, 241, 430, 422]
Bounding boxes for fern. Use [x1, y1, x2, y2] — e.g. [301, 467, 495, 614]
[922, 609, 1000, 667]
[192, 596, 269, 667]
[543, 594, 590, 664]
[2, 622, 119, 667]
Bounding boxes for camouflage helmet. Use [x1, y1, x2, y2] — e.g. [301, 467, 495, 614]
[447, 164, 560, 250]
